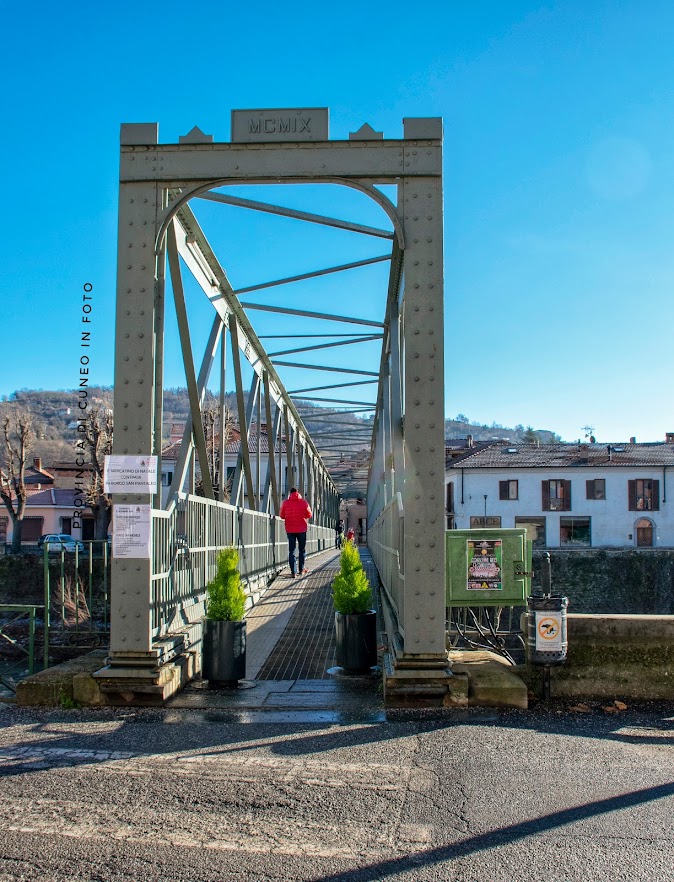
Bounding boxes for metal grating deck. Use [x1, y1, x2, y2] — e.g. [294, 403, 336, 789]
[256, 547, 379, 681]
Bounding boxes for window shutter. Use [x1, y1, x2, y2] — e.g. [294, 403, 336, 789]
[499, 481, 508, 501]
[542, 481, 550, 510]
[628, 480, 636, 511]
[586, 479, 594, 500]
[563, 480, 572, 511]
[653, 479, 660, 511]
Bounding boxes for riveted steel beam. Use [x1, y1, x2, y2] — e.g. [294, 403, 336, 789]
[240, 301, 385, 328]
[274, 361, 378, 377]
[167, 223, 214, 499]
[268, 335, 382, 358]
[288, 379, 377, 394]
[197, 190, 394, 239]
[235, 254, 390, 296]
[120, 140, 441, 184]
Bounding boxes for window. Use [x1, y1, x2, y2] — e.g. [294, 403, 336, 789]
[0, 516, 7, 545]
[499, 480, 518, 500]
[515, 517, 546, 547]
[586, 479, 605, 500]
[161, 471, 174, 487]
[22, 517, 44, 542]
[542, 479, 571, 511]
[636, 518, 654, 547]
[560, 517, 591, 546]
[628, 479, 659, 511]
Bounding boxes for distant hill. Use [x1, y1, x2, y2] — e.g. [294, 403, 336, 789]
[0, 388, 563, 465]
[445, 415, 561, 445]
[0, 387, 374, 463]
[0, 387, 113, 464]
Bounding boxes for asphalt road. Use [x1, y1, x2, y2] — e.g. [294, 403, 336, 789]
[0, 702, 673, 882]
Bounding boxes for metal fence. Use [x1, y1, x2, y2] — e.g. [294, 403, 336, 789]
[368, 492, 405, 635]
[0, 604, 43, 692]
[43, 541, 111, 651]
[151, 493, 334, 641]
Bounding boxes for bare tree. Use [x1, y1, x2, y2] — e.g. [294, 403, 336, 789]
[81, 407, 113, 539]
[0, 410, 33, 552]
[196, 402, 234, 499]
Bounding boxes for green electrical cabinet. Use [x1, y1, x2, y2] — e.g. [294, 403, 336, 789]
[446, 528, 532, 607]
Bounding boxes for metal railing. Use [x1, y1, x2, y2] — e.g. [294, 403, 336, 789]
[0, 604, 43, 691]
[368, 492, 405, 634]
[151, 493, 333, 641]
[43, 541, 111, 651]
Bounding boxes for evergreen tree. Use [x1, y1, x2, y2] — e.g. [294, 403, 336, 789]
[206, 547, 246, 621]
[332, 543, 372, 614]
[523, 426, 539, 444]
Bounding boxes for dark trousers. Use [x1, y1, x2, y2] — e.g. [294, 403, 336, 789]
[287, 532, 307, 574]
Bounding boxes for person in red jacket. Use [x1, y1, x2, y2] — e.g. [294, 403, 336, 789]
[279, 487, 312, 578]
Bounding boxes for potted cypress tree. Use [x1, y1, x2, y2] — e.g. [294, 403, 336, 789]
[331, 543, 377, 673]
[202, 546, 247, 686]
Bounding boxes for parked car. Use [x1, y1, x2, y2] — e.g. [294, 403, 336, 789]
[37, 534, 85, 553]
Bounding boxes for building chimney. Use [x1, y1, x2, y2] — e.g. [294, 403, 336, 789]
[33, 457, 42, 471]
[666, 433, 674, 443]
[629, 436, 636, 444]
[467, 434, 473, 448]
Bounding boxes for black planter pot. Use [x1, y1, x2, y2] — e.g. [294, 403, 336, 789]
[202, 619, 246, 686]
[334, 610, 377, 673]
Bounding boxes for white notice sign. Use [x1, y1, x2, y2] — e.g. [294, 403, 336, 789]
[104, 455, 158, 493]
[535, 611, 563, 651]
[113, 504, 152, 559]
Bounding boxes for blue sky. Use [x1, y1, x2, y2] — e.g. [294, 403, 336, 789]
[2, 1, 673, 442]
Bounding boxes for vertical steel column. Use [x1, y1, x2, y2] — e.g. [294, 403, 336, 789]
[298, 440, 305, 496]
[388, 265, 405, 497]
[229, 317, 257, 508]
[110, 124, 161, 660]
[167, 223, 214, 499]
[153, 191, 168, 504]
[382, 359, 392, 506]
[398, 118, 446, 664]
[218, 324, 227, 502]
[263, 372, 281, 514]
[284, 406, 291, 497]
[256, 390, 262, 511]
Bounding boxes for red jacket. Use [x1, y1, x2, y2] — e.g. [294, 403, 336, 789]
[280, 491, 312, 533]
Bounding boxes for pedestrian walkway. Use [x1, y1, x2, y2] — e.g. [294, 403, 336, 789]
[253, 550, 340, 680]
[167, 544, 384, 719]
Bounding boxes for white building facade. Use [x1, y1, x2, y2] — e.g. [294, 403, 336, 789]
[445, 441, 674, 548]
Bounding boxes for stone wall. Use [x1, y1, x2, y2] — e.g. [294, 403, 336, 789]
[523, 614, 674, 701]
[531, 549, 674, 615]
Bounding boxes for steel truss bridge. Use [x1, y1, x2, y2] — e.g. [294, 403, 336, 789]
[104, 111, 448, 700]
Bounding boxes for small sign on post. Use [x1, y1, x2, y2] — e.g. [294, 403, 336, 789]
[535, 612, 563, 651]
[104, 455, 158, 494]
[231, 108, 329, 143]
[112, 504, 152, 559]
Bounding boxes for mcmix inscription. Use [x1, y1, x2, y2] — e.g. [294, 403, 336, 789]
[231, 108, 329, 143]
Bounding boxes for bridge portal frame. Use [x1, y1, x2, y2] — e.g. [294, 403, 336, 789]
[110, 118, 447, 678]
